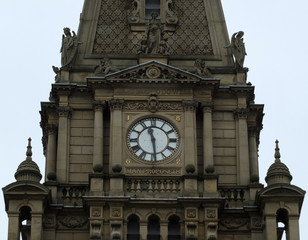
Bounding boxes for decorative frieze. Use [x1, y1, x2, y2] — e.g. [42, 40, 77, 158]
[126, 178, 180, 193]
[58, 216, 88, 229]
[220, 218, 249, 230]
[126, 167, 181, 175]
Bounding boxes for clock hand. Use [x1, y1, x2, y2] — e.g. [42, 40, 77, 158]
[147, 128, 157, 161]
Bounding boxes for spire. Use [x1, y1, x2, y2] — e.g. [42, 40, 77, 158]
[274, 139, 281, 163]
[26, 137, 32, 161]
[15, 138, 42, 182]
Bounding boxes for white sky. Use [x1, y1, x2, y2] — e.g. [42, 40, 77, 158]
[0, 0, 307, 238]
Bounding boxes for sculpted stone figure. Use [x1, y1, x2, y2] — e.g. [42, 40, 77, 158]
[138, 12, 170, 55]
[94, 58, 118, 75]
[60, 27, 78, 68]
[192, 59, 211, 77]
[227, 31, 247, 69]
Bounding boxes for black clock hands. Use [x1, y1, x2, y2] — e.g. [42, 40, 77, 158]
[147, 128, 157, 161]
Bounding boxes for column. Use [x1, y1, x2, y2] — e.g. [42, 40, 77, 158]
[234, 108, 250, 185]
[287, 216, 300, 240]
[31, 213, 43, 240]
[248, 127, 259, 182]
[140, 221, 147, 240]
[7, 212, 19, 240]
[183, 100, 197, 168]
[46, 124, 57, 181]
[93, 101, 105, 171]
[201, 102, 214, 171]
[264, 215, 277, 240]
[56, 106, 71, 183]
[109, 99, 124, 170]
[160, 221, 168, 240]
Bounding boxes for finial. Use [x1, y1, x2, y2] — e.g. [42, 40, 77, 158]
[274, 139, 281, 163]
[26, 137, 32, 161]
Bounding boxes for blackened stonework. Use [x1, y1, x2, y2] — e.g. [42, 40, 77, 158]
[93, 0, 213, 56]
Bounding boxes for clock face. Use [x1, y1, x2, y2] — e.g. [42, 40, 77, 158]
[127, 117, 180, 161]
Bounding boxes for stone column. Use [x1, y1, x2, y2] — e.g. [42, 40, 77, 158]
[46, 124, 57, 181]
[56, 106, 71, 183]
[264, 215, 277, 240]
[109, 99, 124, 171]
[234, 108, 250, 185]
[248, 127, 259, 182]
[140, 221, 147, 240]
[287, 216, 300, 240]
[160, 221, 168, 240]
[7, 212, 19, 240]
[201, 102, 214, 171]
[183, 100, 197, 169]
[93, 101, 105, 172]
[31, 213, 43, 240]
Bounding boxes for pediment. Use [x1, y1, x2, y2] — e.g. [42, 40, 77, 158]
[89, 61, 220, 85]
[3, 181, 50, 195]
[257, 184, 305, 198]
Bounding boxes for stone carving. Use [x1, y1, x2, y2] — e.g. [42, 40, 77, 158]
[90, 220, 102, 240]
[183, 100, 197, 111]
[251, 217, 262, 229]
[166, 0, 178, 24]
[111, 207, 122, 218]
[110, 222, 122, 240]
[127, 178, 181, 193]
[206, 223, 218, 240]
[192, 59, 211, 77]
[94, 58, 118, 75]
[138, 12, 170, 55]
[126, 168, 181, 175]
[220, 218, 249, 230]
[128, 0, 141, 24]
[148, 94, 159, 113]
[206, 209, 216, 219]
[109, 99, 125, 111]
[92, 207, 102, 218]
[123, 101, 183, 111]
[43, 216, 55, 228]
[58, 106, 72, 118]
[146, 66, 161, 79]
[227, 31, 247, 69]
[52, 66, 61, 82]
[186, 209, 197, 219]
[58, 216, 88, 229]
[234, 108, 249, 119]
[60, 28, 78, 68]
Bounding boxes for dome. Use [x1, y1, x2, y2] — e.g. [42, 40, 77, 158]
[265, 140, 292, 185]
[14, 138, 42, 182]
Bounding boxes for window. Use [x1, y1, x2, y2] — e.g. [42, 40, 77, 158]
[145, 0, 160, 19]
[19, 206, 32, 240]
[127, 214, 140, 240]
[147, 215, 160, 240]
[168, 215, 181, 240]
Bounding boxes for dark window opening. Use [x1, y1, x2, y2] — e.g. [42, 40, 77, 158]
[145, 0, 160, 19]
[19, 206, 32, 240]
[168, 215, 181, 240]
[147, 215, 160, 240]
[127, 214, 140, 240]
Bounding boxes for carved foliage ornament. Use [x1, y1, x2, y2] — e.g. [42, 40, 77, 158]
[123, 101, 183, 111]
[220, 218, 249, 230]
[58, 216, 88, 229]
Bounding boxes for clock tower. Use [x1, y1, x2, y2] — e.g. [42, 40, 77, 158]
[3, 0, 305, 240]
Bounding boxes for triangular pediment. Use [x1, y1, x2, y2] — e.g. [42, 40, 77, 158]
[89, 61, 220, 85]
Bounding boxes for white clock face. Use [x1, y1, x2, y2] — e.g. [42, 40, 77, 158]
[127, 117, 179, 161]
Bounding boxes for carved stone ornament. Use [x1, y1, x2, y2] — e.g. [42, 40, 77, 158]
[47, 124, 57, 135]
[43, 216, 55, 228]
[58, 216, 88, 229]
[186, 208, 197, 219]
[148, 94, 159, 113]
[220, 218, 249, 230]
[251, 217, 262, 229]
[110, 207, 122, 219]
[225, 31, 247, 69]
[58, 106, 72, 118]
[234, 108, 249, 119]
[183, 100, 197, 111]
[52, 66, 61, 83]
[94, 58, 119, 75]
[146, 66, 161, 79]
[60, 27, 78, 69]
[93, 101, 106, 111]
[123, 101, 183, 111]
[206, 209, 217, 219]
[109, 99, 125, 111]
[92, 207, 102, 218]
[192, 59, 211, 77]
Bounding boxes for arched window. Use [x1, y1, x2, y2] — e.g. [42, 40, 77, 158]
[127, 214, 140, 240]
[168, 215, 181, 240]
[19, 206, 32, 240]
[145, 0, 160, 19]
[277, 208, 289, 240]
[147, 215, 160, 240]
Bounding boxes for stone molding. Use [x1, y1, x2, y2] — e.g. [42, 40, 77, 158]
[109, 99, 125, 111]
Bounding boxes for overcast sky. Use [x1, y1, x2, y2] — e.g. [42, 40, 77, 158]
[0, 0, 307, 238]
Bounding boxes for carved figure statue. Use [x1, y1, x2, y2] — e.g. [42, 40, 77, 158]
[148, 94, 159, 113]
[193, 59, 211, 77]
[146, 12, 162, 54]
[94, 58, 118, 75]
[228, 31, 247, 69]
[159, 38, 170, 55]
[52, 66, 61, 83]
[60, 27, 78, 68]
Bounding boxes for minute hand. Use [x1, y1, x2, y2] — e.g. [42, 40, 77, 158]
[147, 128, 157, 161]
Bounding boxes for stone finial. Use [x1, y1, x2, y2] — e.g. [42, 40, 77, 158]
[274, 139, 281, 162]
[26, 137, 32, 161]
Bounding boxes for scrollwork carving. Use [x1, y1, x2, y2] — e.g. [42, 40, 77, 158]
[220, 218, 249, 230]
[58, 216, 88, 229]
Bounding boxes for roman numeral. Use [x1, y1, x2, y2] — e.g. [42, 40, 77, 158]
[167, 129, 174, 134]
[132, 145, 140, 152]
[130, 138, 138, 143]
[150, 119, 156, 126]
[150, 154, 157, 161]
[139, 151, 146, 159]
[132, 129, 140, 134]
[169, 138, 177, 143]
[167, 146, 175, 151]
[140, 122, 147, 128]
[161, 152, 167, 159]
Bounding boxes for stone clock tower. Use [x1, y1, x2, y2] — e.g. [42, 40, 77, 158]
[3, 0, 305, 239]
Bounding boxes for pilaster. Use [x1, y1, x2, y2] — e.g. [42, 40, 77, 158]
[264, 215, 277, 240]
[56, 106, 71, 183]
[93, 101, 106, 172]
[31, 212, 43, 240]
[7, 212, 19, 240]
[46, 124, 57, 181]
[234, 108, 250, 185]
[248, 127, 259, 181]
